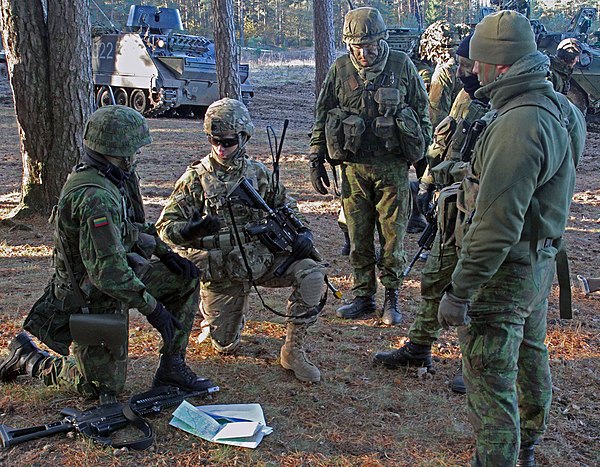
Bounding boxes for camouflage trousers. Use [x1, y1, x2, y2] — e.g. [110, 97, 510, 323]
[341, 161, 409, 296]
[200, 256, 324, 349]
[458, 248, 556, 466]
[39, 259, 199, 398]
[408, 229, 458, 345]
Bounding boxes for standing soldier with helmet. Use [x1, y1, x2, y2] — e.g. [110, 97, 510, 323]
[157, 98, 325, 383]
[309, 7, 432, 326]
[549, 37, 583, 95]
[0, 106, 215, 404]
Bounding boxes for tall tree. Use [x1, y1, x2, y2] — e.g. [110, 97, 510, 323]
[212, 0, 241, 100]
[313, 0, 336, 98]
[1, 0, 94, 218]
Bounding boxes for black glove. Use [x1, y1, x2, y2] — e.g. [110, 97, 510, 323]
[417, 183, 435, 216]
[180, 211, 221, 241]
[309, 151, 330, 195]
[160, 250, 199, 279]
[147, 302, 182, 345]
[292, 228, 314, 259]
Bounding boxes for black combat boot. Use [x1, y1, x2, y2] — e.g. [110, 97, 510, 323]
[516, 445, 536, 467]
[373, 340, 432, 368]
[451, 363, 466, 394]
[153, 353, 217, 392]
[336, 296, 376, 319]
[381, 288, 402, 325]
[340, 231, 351, 256]
[407, 181, 427, 233]
[0, 332, 49, 382]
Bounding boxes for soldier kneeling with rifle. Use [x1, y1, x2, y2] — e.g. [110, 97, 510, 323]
[0, 107, 217, 420]
[157, 98, 326, 383]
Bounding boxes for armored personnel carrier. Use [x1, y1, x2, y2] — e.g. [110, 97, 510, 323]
[93, 5, 254, 117]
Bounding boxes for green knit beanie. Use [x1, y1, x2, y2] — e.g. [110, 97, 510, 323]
[469, 10, 536, 65]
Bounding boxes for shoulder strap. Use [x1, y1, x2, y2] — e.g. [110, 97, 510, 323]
[497, 93, 563, 125]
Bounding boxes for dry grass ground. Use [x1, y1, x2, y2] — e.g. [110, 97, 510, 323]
[0, 62, 598, 466]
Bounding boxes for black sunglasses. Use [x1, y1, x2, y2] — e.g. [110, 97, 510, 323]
[208, 135, 239, 148]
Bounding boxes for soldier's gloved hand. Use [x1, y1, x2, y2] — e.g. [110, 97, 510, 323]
[180, 211, 221, 241]
[147, 302, 182, 345]
[160, 250, 199, 280]
[292, 228, 314, 259]
[309, 151, 330, 195]
[417, 183, 435, 215]
[438, 291, 471, 329]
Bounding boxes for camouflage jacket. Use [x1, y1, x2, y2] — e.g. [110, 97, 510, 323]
[51, 164, 161, 315]
[157, 153, 302, 252]
[451, 52, 586, 299]
[310, 49, 432, 163]
[549, 55, 574, 94]
[428, 58, 462, 128]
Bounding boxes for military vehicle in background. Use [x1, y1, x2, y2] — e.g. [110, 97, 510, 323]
[93, 5, 254, 117]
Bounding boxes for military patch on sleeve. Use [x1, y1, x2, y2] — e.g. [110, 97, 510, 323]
[93, 216, 109, 228]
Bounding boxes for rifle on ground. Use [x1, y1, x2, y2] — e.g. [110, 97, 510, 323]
[403, 206, 437, 277]
[0, 385, 218, 450]
[227, 177, 342, 299]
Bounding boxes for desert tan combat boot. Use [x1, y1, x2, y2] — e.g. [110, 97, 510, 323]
[280, 323, 320, 383]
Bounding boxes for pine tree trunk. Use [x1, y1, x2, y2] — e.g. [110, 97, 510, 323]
[212, 0, 241, 100]
[313, 0, 336, 99]
[0, 0, 94, 218]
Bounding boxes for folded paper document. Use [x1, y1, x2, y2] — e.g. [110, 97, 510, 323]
[170, 401, 273, 448]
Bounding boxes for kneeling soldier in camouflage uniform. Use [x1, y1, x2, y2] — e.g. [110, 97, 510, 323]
[0, 106, 215, 403]
[157, 98, 325, 383]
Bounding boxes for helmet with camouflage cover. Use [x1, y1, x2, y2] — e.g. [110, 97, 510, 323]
[83, 105, 152, 158]
[203, 98, 254, 140]
[419, 20, 460, 64]
[557, 38, 583, 63]
[343, 7, 388, 45]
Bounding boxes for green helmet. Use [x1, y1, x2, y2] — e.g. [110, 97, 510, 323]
[203, 98, 254, 140]
[343, 7, 388, 45]
[83, 105, 152, 157]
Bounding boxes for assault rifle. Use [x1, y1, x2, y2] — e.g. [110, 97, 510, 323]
[227, 177, 341, 299]
[0, 385, 218, 450]
[403, 205, 437, 277]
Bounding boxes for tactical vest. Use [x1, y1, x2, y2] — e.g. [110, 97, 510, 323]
[333, 51, 420, 162]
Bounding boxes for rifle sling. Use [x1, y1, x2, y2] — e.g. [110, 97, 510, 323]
[108, 403, 154, 451]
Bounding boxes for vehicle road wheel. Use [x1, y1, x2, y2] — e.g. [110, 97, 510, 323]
[96, 88, 113, 107]
[130, 89, 147, 113]
[115, 88, 128, 107]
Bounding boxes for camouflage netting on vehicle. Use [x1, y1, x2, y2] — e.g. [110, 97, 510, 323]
[84, 105, 152, 157]
[203, 98, 254, 139]
[419, 20, 460, 64]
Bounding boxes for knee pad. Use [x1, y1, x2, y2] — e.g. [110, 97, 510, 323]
[297, 267, 325, 307]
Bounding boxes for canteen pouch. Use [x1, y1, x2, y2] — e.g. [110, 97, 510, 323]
[455, 172, 480, 250]
[342, 115, 366, 154]
[69, 312, 128, 360]
[325, 108, 349, 163]
[437, 183, 460, 247]
[395, 105, 425, 163]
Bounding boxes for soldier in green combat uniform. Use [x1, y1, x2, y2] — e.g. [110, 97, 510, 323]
[157, 98, 325, 383]
[373, 34, 490, 395]
[436, 12, 586, 466]
[0, 106, 216, 403]
[309, 7, 432, 326]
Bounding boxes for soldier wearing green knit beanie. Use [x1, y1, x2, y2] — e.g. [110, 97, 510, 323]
[437, 10, 587, 467]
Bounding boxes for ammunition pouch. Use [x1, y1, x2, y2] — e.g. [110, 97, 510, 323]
[69, 312, 128, 360]
[437, 183, 460, 248]
[395, 105, 425, 163]
[455, 173, 480, 250]
[325, 108, 349, 163]
[431, 160, 469, 186]
[342, 115, 366, 154]
[372, 116, 400, 151]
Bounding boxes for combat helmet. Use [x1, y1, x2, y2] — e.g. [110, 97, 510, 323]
[557, 38, 583, 63]
[419, 20, 460, 64]
[203, 98, 254, 140]
[83, 105, 152, 158]
[343, 7, 388, 45]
